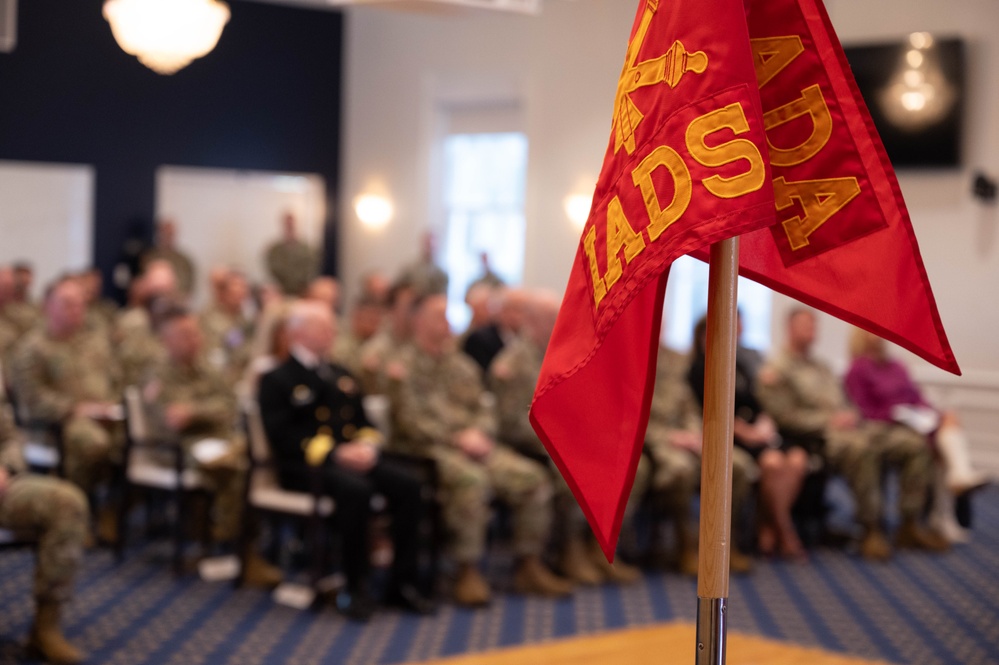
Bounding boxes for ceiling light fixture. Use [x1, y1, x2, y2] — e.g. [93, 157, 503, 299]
[103, 0, 231, 75]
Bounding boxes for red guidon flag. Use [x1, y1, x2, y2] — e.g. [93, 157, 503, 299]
[530, 0, 959, 560]
[691, 0, 960, 375]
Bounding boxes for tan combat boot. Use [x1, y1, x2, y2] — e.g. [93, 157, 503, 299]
[95, 505, 119, 546]
[674, 519, 699, 577]
[587, 541, 642, 585]
[243, 552, 284, 589]
[513, 555, 574, 597]
[895, 520, 950, 552]
[560, 537, 604, 585]
[28, 601, 83, 665]
[453, 563, 492, 607]
[860, 528, 892, 561]
[729, 549, 753, 575]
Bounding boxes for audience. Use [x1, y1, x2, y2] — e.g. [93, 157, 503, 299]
[757, 308, 947, 560]
[0, 231, 986, 628]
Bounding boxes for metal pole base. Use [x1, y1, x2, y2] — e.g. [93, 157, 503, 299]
[696, 597, 727, 665]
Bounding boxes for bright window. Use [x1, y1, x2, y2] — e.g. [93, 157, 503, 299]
[662, 254, 773, 352]
[441, 132, 528, 330]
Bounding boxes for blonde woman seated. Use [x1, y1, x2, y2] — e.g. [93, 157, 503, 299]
[845, 329, 989, 542]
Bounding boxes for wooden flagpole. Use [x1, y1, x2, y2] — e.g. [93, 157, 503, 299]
[695, 236, 740, 665]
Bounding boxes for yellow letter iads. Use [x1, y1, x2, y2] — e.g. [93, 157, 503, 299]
[583, 196, 646, 309]
[612, 0, 709, 156]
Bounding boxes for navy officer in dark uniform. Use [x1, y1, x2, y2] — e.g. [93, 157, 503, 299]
[257, 300, 433, 620]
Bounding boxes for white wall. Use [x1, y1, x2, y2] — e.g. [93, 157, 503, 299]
[155, 166, 326, 307]
[340, 0, 999, 470]
[0, 161, 94, 299]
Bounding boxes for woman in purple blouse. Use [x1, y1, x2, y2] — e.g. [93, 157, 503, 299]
[845, 329, 989, 541]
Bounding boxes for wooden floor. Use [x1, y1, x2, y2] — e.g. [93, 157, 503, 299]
[409, 623, 891, 665]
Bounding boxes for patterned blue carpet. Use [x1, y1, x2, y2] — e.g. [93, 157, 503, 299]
[2, 487, 997, 665]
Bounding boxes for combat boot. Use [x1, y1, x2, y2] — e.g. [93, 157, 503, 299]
[895, 520, 950, 552]
[453, 563, 491, 607]
[674, 518, 699, 577]
[95, 505, 119, 546]
[28, 601, 83, 665]
[513, 555, 574, 597]
[729, 549, 753, 575]
[243, 552, 284, 589]
[859, 528, 892, 561]
[560, 537, 603, 585]
[587, 541, 642, 584]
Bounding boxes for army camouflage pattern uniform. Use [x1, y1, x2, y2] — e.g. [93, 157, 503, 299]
[142, 358, 245, 542]
[389, 343, 553, 563]
[330, 330, 365, 381]
[113, 308, 167, 388]
[265, 239, 319, 297]
[10, 327, 123, 493]
[1, 301, 41, 336]
[0, 316, 21, 365]
[756, 349, 932, 527]
[489, 336, 650, 533]
[0, 396, 87, 605]
[199, 306, 254, 385]
[647, 346, 756, 514]
[356, 329, 408, 396]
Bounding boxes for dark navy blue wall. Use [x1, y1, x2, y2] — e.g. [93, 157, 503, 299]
[0, 0, 343, 298]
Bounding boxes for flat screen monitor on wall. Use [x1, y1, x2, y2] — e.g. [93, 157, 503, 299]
[843, 35, 965, 169]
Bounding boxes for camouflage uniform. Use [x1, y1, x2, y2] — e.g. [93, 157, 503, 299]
[389, 344, 553, 563]
[199, 305, 254, 385]
[113, 307, 167, 388]
[10, 328, 123, 494]
[142, 358, 245, 542]
[357, 329, 408, 396]
[0, 316, 21, 365]
[0, 397, 87, 605]
[330, 330, 366, 380]
[1, 301, 41, 336]
[756, 349, 932, 527]
[265, 239, 319, 297]
[399, 259, 448, 296]
[646, 347, 756, 520]
[490, 337, 650, 539]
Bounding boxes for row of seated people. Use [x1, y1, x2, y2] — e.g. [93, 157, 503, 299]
[1, 263, 989, 663]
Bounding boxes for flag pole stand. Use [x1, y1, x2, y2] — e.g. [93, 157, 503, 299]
[695, 236, 739, 665]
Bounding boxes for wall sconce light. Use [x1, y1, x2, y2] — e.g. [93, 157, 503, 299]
[564, 193, 593, 230]
[354, 194, 394, 230]
[103, 0, 230, 75]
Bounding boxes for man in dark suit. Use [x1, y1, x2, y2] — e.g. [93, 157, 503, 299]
[257, 301, 433, 620]
[461, 287, 528, 373]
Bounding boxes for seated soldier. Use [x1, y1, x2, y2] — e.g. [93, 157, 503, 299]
[258, 301, 433, 621]
[388, 293, 572, 606]
[10, 275, 124, 542]
[490, 290, 646, 585]
[649, 328, 755, 575]
[357, 278, 417, 395]
[0, 391, 89, 665]
[330, 293, 384, 378]
[757, 308, 947, 560]
[141, 306, 282, 587]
